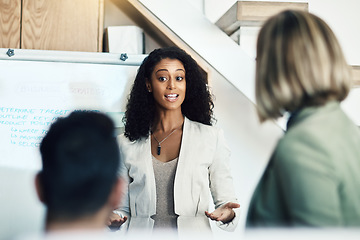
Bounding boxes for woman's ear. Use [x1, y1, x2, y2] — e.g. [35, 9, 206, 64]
[145, 79, 152, 92]
[35, 172, 46, 204]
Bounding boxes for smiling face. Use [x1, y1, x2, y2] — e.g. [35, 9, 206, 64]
[146, 58, 186, 113]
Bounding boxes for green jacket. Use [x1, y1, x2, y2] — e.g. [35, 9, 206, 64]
[247, 101, 360, 226]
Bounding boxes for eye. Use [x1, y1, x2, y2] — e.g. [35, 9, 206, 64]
[176, 76, 184, 81]
[158, 76, 167, 82]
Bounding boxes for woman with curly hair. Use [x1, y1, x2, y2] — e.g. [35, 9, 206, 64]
[109, 47, 240, 232]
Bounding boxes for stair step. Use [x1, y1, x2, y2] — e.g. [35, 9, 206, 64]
[216, 1, 308, 35]
[352, 66, 360, 87]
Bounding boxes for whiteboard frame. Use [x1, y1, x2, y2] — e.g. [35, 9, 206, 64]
[0, 48, 147, 66]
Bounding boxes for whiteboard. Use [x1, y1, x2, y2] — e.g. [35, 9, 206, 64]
[0, 48, 146, 170]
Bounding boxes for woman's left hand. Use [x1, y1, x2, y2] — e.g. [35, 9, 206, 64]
[205, 202, 240, 223]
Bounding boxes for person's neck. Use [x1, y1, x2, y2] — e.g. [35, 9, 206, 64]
[45, 209, 108, 233]
[153, 110, 184, 133]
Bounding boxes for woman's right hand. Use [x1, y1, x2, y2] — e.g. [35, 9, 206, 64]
[107, 212, 128, 228]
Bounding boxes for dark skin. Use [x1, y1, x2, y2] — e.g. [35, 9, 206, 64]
[149, 59, 240, 223]
[147, 58, 186, 162]
[108, 58, 239, 227]
[107, 214, 127, 228]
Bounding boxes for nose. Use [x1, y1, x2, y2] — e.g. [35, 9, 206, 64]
[167, 78, 175, 89]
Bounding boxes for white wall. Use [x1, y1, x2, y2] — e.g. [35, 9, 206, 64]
[309, 0, 360, 65]
[205, 0, 360, 65]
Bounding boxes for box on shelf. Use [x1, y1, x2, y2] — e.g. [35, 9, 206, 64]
[104, 26, 144, 54]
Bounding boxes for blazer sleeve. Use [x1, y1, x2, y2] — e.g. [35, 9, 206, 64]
[208, 128, 240, 231]
[113, 135, 131, 226]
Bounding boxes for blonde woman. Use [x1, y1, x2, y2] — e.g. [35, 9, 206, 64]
[247, 10, 360, 226]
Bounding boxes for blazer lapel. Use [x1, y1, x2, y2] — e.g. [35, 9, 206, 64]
[174, 117, 197, 215]
[137, 135, 157, 217]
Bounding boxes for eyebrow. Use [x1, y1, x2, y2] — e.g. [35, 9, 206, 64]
[155, 69, 185, 74]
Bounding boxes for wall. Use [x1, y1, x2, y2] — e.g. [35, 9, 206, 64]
[205, 0, 360, 65]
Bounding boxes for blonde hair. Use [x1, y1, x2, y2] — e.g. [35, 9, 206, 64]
[256, 10, 352, 122]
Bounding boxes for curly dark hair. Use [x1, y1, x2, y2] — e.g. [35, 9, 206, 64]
[123, 46, 214, 141]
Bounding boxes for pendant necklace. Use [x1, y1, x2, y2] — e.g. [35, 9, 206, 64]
[152, 127, 180, 155]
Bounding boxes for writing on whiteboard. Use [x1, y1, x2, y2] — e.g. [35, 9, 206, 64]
[0, 107, 72, 148]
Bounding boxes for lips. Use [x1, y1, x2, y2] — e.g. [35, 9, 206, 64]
[165, 93, 179, 102]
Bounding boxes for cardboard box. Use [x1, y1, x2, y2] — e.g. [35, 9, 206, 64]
[104, 26, 144, 54]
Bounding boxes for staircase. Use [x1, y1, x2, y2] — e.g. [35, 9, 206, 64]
[214, 1, 360, 126]
[215, 1, 360, 90]
[352, 66, 360, 87]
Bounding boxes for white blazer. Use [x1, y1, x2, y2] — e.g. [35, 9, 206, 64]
[116, 117, 240, 231]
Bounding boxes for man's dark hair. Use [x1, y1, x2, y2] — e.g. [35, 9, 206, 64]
[39, 111, 120, 222]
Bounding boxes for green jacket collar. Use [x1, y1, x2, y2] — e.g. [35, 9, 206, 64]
[286, 101, 340, 130]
